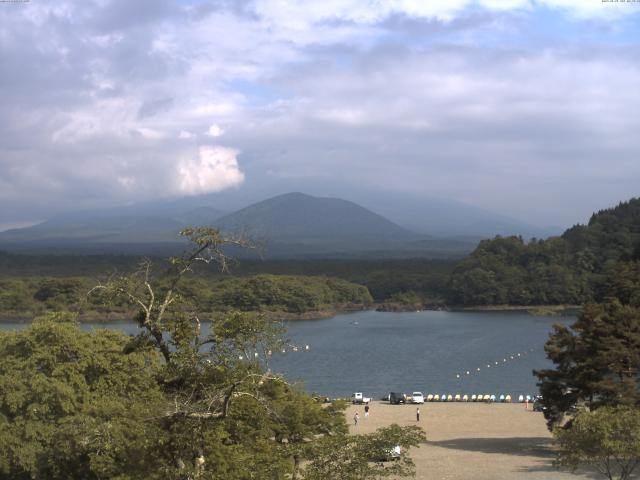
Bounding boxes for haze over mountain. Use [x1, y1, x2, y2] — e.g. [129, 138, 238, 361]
[0, 192, 482, 257]
[0, 201, 225, 247]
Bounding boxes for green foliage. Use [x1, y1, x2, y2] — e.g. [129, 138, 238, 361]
[554, 406, 640, 480]
[449, 236, 591, 305]
[204, 274, 373, 313]
[0, 273, 373, 320]
[536, 297, 640, 428]
[0, 313, 166, 479]
[377, 291, 428, 312]
[303, 424, 425, 480]
[449, 198, 640, 306]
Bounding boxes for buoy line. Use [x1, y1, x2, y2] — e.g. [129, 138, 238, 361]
[455, 348, 536, 379]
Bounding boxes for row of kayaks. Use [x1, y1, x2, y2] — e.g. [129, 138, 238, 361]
[424, 394, 535, 402]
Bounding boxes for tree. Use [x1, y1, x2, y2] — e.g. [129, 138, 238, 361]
[535, 300, 640, 428]
[555, 406, 640, 480]
[81, 227, 425, 479]
[0, 312, 166, 479]
[302, 424, 426, 480]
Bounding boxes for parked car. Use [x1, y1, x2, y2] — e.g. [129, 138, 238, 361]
[372, 445, 401, 462]
[389, 392, 406, 404]
[411, 392, 424, 404]
[533, 396, 546, 412]
[351, 392, 371, 404]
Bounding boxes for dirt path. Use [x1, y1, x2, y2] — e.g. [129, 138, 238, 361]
[346, 401, 595, 480]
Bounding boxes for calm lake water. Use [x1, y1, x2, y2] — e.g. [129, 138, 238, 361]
[1, 310, 572, 399]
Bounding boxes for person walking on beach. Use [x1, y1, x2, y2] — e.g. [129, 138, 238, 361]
[354, 412, 359, 426]
[416, 407, 420, 422]
[524, 397, 529, 410]
[364, 404, 370, 418]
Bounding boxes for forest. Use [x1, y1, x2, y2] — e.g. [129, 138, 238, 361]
[1, 198, 639, 318]
[448, 198, 640, 306]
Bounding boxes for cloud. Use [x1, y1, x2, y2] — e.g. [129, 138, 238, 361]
[0, 0, 638, 227]
[206, 124, 225, 137]
[177, 146, 244, 195]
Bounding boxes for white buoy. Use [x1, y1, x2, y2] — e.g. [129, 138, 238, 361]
[487, 364, 490, 368]
[517, 353, 521, 357]
[456, 374, 460, 378]
[495, 361, 499, 365]
[477, 367, 481, 371]
[466, 371, 470, 375]
[305, 345, 310, 350]
[281, 349, 286, 353]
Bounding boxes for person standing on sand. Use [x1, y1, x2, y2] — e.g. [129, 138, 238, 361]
[416, 407, 420, 422]
[364, 404, 370, 418]
[524, 397, 529, 410]
[354, 412, 359, 426]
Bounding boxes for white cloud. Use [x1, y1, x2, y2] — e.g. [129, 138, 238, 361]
[206, 124, 225, 137]
[135, 127, 164, 140]
[177, 146, 244, 195]
[1, 0, 639, 226]
[253, 0, 634, 28]
[117, 176, 136, 190]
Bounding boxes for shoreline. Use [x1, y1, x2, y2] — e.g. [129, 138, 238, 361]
[0, 305, 369, 323]
[0, 304, 580, 323]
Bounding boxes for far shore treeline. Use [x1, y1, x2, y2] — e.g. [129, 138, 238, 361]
[1, 197, 639, 318]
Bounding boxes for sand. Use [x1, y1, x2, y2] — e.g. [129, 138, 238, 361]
[346, 401, 595, 480]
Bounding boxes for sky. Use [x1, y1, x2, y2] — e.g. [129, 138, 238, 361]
[0, 0, 639, 231]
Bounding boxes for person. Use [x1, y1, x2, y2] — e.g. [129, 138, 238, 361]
[354, 412, 359, 426]
[524, 397, 529, 410]
[364, 404, 370, 418]
[416, 407, 420, 422]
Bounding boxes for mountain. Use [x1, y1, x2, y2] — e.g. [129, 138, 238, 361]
[163, 177, 560, 239]
[212, 192, 465, 257]
[0, 192, 479, 258]
[0, 202, 225, 252]
[215, 192, 417, 244]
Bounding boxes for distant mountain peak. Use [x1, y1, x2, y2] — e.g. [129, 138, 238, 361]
[214, 192, 420, 247]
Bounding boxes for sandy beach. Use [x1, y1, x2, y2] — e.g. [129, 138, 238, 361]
[346, 401, 594, 480]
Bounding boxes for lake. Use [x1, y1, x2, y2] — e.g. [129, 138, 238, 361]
[0, 310, 572, 399]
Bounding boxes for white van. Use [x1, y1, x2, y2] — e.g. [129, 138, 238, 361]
[411, 392, 424, 404]
[352, 392, 371, 404]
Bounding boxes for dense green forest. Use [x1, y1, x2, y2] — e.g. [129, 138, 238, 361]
[0, 274, 373, 320]
[448, 198, 640, 306]
[0, 255, 453, 317]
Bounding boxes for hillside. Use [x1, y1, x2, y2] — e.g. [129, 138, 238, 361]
[0, 204, 224, 247]
[214, 192, 419, 245]
[448, 197, 640, 305]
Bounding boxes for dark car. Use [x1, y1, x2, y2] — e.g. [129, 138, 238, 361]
[532, 396, 546, 412]
[389, 392, 406, 404]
